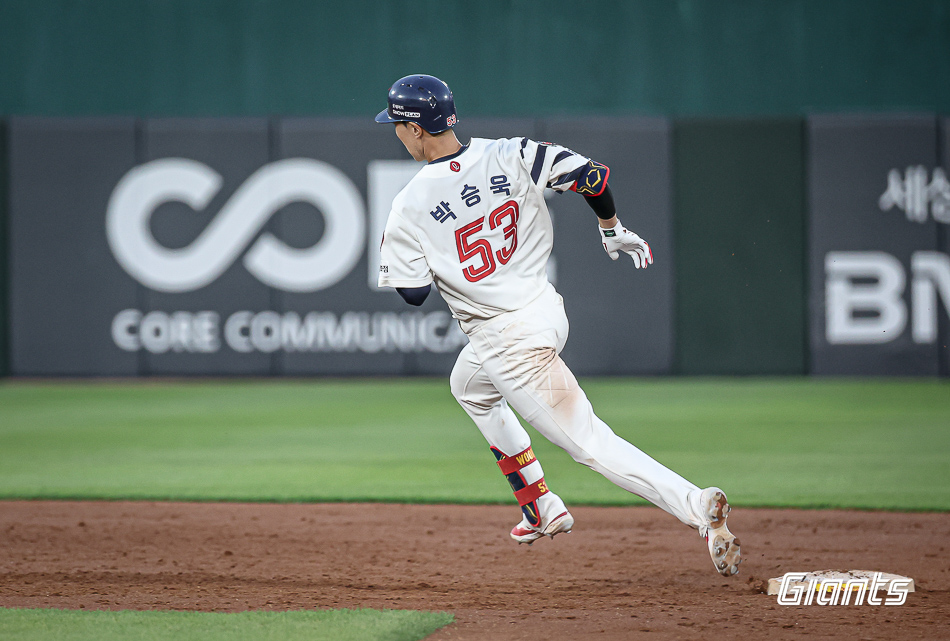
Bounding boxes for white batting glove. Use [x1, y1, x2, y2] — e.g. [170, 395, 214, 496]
[599, 221, 653, 268]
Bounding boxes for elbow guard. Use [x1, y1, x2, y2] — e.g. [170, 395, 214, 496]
[570, 161, 610, 197]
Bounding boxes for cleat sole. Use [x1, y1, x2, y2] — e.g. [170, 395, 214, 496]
[702, 488, 742, 577]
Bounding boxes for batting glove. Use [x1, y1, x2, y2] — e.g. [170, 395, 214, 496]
[599, 221, 653, 268]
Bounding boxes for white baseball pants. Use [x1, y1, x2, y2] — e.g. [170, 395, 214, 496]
[450, 284, 705, 529]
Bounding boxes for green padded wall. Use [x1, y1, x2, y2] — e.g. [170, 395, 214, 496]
[1, 1, 948, 117]
[0, 121, 7, 376]
[674, 119, 806, 375]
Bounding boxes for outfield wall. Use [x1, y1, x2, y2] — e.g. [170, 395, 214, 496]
[808, 115, 945, 375]
[4, 117, 673, 377]
[1, 116, 948, 377]
[673, 119, 806, 375]
[2, 1, 948, 118]
[942, 118, 950, 376]
[0, 120, 7, 377]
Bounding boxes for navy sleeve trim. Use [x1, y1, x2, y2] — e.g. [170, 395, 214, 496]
[551, 165, 585, 187]
[552, 150, 575, 167]
[530, 143, 547, 185]
[396, 285, 431, 306]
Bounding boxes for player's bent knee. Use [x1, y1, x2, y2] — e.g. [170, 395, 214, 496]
[449, 363, 470, 404]
[570, 452, 598, 468]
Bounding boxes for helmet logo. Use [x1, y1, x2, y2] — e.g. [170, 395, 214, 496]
[377, 74, 456, 135]
[450, 161, 461, 172]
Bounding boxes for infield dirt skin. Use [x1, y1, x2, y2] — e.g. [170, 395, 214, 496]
[1, 502, 948, 640]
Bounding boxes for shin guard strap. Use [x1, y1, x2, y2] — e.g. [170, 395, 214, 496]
[496, 447, 537, 475]
[514, 478, 550, 506]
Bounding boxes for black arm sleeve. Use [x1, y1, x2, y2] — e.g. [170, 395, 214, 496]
[396, 285, 431, 306]
[582, 183, 616, 220]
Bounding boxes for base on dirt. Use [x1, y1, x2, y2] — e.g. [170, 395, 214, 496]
[767, 570, 915, 595]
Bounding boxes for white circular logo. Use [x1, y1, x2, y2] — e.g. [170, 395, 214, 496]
[106, 158, 366, 292]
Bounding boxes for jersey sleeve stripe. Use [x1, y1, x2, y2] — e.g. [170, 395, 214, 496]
[530, 143, 547, 184]
[551, 165, 585, 187]
[552, 149, 575, 167]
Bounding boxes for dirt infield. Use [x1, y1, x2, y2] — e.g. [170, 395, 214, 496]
[1, 501, 948, 640]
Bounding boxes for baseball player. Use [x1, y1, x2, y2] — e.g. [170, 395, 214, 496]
[375, 74, 741, 576]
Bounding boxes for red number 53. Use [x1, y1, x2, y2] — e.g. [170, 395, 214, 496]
[454, 201, 520, 282]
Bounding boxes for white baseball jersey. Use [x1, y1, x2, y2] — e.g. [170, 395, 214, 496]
[378, 137, 590, 327]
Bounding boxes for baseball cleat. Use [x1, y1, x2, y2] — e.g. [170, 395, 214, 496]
[699, 487, 741, 577]
[510, 510, 574, 544]
[510, 491, 574, 544]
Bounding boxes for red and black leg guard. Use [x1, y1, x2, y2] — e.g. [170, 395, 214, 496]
[491, 446, 549, 527]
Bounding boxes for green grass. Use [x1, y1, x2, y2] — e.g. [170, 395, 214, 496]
[0, 378, 948, 510]
[0, 608, 453, 641]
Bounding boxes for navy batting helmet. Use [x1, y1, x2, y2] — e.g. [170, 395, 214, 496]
[374, 74, 458, 134]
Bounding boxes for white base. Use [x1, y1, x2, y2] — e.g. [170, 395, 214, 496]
[767, 570, 915, 595]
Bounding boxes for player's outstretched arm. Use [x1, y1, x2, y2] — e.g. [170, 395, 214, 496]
[578, 175, 653, 270]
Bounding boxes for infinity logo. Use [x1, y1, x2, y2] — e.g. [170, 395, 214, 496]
[106, 158, 366, 292]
